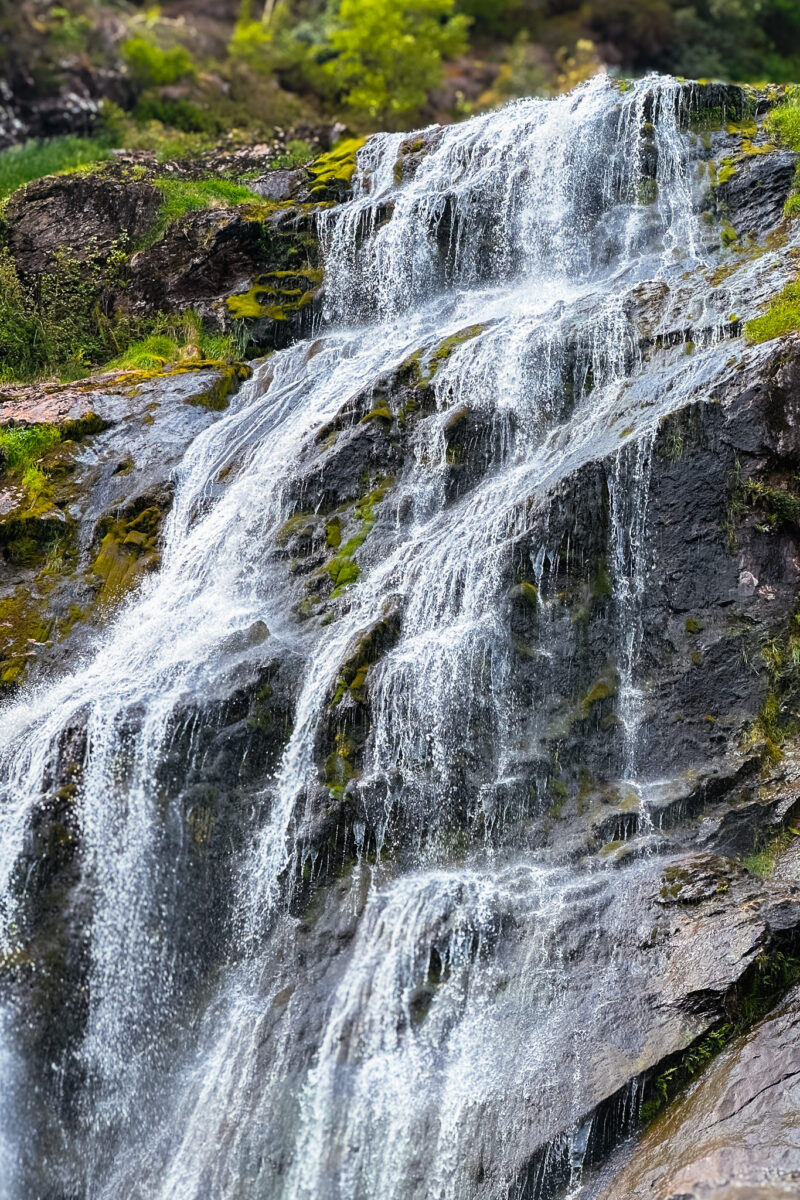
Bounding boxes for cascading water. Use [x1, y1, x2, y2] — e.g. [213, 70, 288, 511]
[0, 74, 791, 1199]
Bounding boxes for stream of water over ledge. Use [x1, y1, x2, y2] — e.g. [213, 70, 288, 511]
[2, 74, 800, 1200]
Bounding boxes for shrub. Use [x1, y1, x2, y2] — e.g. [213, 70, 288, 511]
[0, 243, 132, 383]
[121, 38, 197, 90]
[133, 95, 219, 134]
[322, 0, 471, 119]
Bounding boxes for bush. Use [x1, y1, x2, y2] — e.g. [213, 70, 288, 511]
[133, 95, 220, 134]
[322, 0, 471, 119]
[120, 38, 197, 90]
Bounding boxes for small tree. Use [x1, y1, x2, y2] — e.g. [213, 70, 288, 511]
[323, 0, 470, 120]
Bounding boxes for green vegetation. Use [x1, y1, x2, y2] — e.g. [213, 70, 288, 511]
[147, 178, 264, 245]
[0, 137, 111, 202]
[106, 319, 237, 371]
[120, 38, 197, 90]
[1, 1, 799, 160]
[745, 278, 800, 344]
[743, 828, 797, 878]
[322, 0, 470, 120]
[640, 949, 800, 1126]
[0, 426, 61, 478]
[0, 243, 130, 383]
[0, 242, 237, 384]
[767, 92, 800, 152]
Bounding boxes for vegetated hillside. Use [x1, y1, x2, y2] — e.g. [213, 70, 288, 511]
[1, 0, 799, 154]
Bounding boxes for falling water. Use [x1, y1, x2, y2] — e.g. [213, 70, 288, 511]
[0, 74, 787, 1199]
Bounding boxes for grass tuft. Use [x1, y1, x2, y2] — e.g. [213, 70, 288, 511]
[144, 178, 265, 246]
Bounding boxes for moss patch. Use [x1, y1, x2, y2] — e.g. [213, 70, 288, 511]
[745, 277, 800, 343]
[307, 138, 366, 199]
[225, 268, 323, 321]
[90, 504, 165, 605]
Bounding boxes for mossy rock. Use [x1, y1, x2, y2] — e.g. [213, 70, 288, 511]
[90, 502, 166, 605]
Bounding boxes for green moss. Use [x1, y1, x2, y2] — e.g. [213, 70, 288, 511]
[329, 560, 361, 593]
[515, 580, 539, 607]
[726, 119, 759, 139]
[637, 177, 658, 205]
[325, 518, 342, 549]
[581, 679, 616, 718]
[186, 363, 252, 411]
[685, 617, 704, 634]
[0, 590, 52, 689]
[225, 268, 323, 321]
[90, 505, 164, 604]
[599, 839, 623, 858]
[361, 406, 393, 424]
[745, 278, 800, 343]
[277, 512, 315, 547]
[720, 222, 738, 247]
[424, 324, 486, 382]
[307, 138, 366, 196]
[325, 731, 357, 798]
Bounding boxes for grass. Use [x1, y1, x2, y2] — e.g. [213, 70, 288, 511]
[0, 136, 112, 202]
[106, 323, 237, 371]
[766, 92, 800, 216]
[767, 93, 800, 151]
[0, 426, 61, 474]
[744, 829, 798, 878]
[144, 178, 265, 246]
[745, 277, 800, 344]
[0, 426, 62, 503]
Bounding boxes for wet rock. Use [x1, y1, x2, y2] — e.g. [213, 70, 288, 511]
[716, 149, 799, 237]
[251, 168, 306, 202]
[657, 854, 745, 905]
[123, 203, 323, 350]
[591, 984, 800, 1200]
[0, 363, 245, 692]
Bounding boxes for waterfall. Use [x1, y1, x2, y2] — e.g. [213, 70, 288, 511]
[0, 74, 782, 1199]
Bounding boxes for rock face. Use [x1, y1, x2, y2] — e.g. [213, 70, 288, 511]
[590, 983, 800, 1200]
[2, 77, 800, 1200]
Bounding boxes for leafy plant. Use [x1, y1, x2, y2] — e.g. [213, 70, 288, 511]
[121, 38, 197, 90]
[322, 0, 471, 120]
[0, 242, 132, 383]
